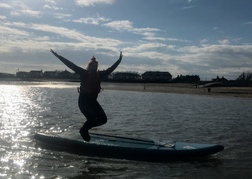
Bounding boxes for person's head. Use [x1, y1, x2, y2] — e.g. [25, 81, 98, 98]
[87, 56, 98, 72]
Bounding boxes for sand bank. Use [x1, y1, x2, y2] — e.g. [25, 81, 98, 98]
[101, 82, 252, 98]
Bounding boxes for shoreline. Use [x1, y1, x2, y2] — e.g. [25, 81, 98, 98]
[1, 80, 251, 98]
[101, 82, 252, 98]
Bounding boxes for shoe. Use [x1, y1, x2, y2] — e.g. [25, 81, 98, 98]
[80, 127, 90, 142]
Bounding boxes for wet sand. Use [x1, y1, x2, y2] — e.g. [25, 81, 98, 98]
[102, 82, 252, 98]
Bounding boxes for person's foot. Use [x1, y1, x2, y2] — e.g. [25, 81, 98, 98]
[80, 127, 90, 142]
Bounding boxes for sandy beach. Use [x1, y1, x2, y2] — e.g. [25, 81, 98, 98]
[102, 82, 252, 98]
[1, 79, 251, 98]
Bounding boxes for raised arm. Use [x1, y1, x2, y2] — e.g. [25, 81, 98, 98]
[101, 51, 123, 76]
[50, 49, 85, 74]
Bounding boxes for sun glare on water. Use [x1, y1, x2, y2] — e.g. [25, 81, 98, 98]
[0, 84, 41, 178]
[0, 85, 31, 136]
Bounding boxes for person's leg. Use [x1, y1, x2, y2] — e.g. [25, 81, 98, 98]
[87, 100, 107, 127]
[78, 94, 97, 141]
[78, 94, 108, 141]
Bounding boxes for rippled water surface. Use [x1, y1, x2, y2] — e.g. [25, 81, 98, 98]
[0, 82, 252, 178]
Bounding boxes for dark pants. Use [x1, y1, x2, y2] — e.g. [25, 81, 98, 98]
[78, 93, 107, 131]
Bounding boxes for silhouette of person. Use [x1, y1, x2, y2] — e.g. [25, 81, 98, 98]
[50, 49, 123, 141]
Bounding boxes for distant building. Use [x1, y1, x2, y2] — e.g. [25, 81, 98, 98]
[174, 75, 200, 83]
[58, 70, 74, 78]
[0, 73, 15, 78]
[142, 71, 172, 82]
[111, 72, 141, 81]
[16, 71, 29, 78]
[43, 71, 59, 78]
[16, 70, 43, 78]
[29, 70, 43, 78]
[212, 76, 228, 82]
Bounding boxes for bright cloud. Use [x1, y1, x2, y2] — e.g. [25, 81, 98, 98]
[104, 20, 133, 31]
[45, 0, 57, 5]
[73, 17, 110, 25]
[104, 20, 162, 40]
[43, 4, 61, 10]
[75, 0, 115, 7]
[0, 3, 12, 9]
[21, 9, 41, 17]
[0, 15, 6, 19]
[53, 13, 72, 20]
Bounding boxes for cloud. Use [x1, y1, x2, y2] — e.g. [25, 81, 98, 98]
[75, 0, 115, 7]
[143, 36, 167, 41]
[165, 43, 252, 79]
[0, 24, 31, 53]
[133, 27, 161, 37]
[104, 20, 162, 40]
[3, 1, 42, 17]
[0, 3, 12, 9]
[123, 43, 172, 61]
[182, 5, 195, 9]
[43, 0, 60, 10]
[104, 20, 190, 43]
[21, 9, 41, 17]
[2, 18, 252, 79]
[0, 15, 7, 19]
[45, 0, 57, 5]
[104, 20, 133, 31]
[5, 22, 87, 42]
[43, 4, 61, 11]
[218, 39, 230, 45]
[1, 1, 251, 80]
[181, 0, 196, 10]
[1, 21, 123, 54]
[28, 24, 93, 42]
[73, 17, 110, 25]
[244, 22, 252, 25]
[12, 1, 29, 9]
[53, 13, 72, 20]
[10, 11, 21, 16]
[34, 36, 51, 41]
[104, 20, 160, 34]
[178, 43, 252, 55]
[124, 42, 167, 53]
[0, 25, 30, 37]
[176, 44, 252, 71]
[200, 39, 208, 44]
[166, 37, 191, 43]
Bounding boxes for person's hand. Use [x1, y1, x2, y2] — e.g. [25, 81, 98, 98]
[50, 49, 59, 57]
[119, 51, 123, 59]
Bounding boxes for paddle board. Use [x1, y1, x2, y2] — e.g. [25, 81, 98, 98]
[34, 133, 224, 162]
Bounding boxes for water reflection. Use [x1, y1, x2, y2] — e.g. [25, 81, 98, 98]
[1, 85, 30, 134]
[0, 85, 39, 178]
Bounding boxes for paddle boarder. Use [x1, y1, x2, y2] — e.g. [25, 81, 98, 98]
[50, 49, 123, 141]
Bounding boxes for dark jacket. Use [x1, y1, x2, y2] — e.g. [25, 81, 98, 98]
[56, 55, 122, 94]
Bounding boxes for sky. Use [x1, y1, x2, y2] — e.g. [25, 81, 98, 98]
[1, 0, 252, 80]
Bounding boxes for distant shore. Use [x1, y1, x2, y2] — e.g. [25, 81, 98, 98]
[101, 82, 252, 98]
[1, 78, 251, 98]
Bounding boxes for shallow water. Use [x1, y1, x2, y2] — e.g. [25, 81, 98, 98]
[0, 82, 252, 178]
